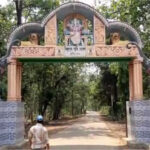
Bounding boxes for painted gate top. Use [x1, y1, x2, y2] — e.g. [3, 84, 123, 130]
[7, 2, 143, 62]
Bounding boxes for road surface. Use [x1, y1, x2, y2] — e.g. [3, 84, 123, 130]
[49, 111, 128, 150]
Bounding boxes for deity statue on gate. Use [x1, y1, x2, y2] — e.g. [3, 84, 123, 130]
[65, 18, 84, 46]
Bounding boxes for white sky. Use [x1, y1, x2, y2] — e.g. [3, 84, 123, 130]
[79, 0, 95, 5]
[0, 0, 7, 7]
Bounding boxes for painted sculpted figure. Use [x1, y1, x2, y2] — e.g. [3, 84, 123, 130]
[110, 32, 129, 45]
[21, 33, 39, 46]
[66, 18, 83, 46]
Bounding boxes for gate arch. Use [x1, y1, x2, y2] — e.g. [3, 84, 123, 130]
[0, 1, 150, 146]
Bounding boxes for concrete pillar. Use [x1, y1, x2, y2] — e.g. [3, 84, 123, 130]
[133, 59, 143, 100]
[7, 59, 17, 101]
[4, 59, 24, 146]
[127, 59, 146, 143]
[129, 62, 134, 101]
[16, 61, 22, 101]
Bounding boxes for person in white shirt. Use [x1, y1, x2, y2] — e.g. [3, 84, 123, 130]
[28, 115, 50, 150]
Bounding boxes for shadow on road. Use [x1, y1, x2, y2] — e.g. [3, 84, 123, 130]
[50, 144, 130, 150]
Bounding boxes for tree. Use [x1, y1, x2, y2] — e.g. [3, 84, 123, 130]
[9, 0, 60, 26]
[14, 0, 22, 25]
[95, 0, 149, 119]
[0, 5, 14, 100]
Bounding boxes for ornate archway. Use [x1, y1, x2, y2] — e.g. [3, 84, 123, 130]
[0, 1, 149, 146]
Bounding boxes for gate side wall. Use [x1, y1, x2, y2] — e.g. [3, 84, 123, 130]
[0, 101, 24, 146]
[127, 100, 150, 143]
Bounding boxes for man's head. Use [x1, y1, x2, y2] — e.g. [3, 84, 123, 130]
[36, 115, 43, 124]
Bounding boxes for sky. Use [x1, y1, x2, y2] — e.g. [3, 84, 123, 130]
[0, 0, 8, 7]
[78, 0, 95, 6]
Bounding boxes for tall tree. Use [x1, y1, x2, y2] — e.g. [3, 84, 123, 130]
[14, 0, 22, 25]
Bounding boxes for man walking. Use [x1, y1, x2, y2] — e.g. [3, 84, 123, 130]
[28, 115, 50, 150]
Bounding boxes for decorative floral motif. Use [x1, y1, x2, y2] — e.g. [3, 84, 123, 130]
[94, 16, 105, 44]
[11, 45, 140, 58]
[45, 15, 57, 45]
[11, 46, 55, 58]
[95, 45, 139, 57]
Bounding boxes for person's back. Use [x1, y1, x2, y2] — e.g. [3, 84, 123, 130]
[28, 115, 50, 150]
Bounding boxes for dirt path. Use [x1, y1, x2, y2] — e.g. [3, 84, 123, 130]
[4, 111, 143, 150]
[49, 111, 128, 150]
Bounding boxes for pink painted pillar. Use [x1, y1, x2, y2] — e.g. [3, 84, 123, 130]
[7, 59, 17, 101]
[16, 61, 22, 101]
[129, 61, 134, 101]
[132, 59, 143, 100]
[129, 59, 143, 101]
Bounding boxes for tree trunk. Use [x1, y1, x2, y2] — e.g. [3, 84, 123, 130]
[14, 0, 22, 26]
[71, 89, 74, 116]
[52, 96, 62, 120]
[41, 102, 48, 117]
[112, 77, 118, 117]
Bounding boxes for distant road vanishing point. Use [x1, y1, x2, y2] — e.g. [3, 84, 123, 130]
[50, 111, 127, 150]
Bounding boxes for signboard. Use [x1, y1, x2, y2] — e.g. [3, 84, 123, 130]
[64, 46, 86, 57]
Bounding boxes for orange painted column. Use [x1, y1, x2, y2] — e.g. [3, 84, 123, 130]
[129, 61, 134, 101]
[132, 59, 143, 100]
[7, 59, 18, 101]
[16, 61, 22, 101]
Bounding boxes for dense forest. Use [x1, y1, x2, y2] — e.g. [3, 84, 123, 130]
[0, 0, 149, 121]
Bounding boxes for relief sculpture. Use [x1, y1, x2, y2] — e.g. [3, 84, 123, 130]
[45, 15, 57, 45]
[110, 32, 129, 46]
[21, 33, 39, 46]
[11, 47, 55, 57]
[94, 16, 105, 44]
[66, 18, 84, 46]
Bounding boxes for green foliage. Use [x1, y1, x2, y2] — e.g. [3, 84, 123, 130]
[0, 5, 14, 100]
[0, 7, 12, 56]
[100, 106, 111, 115]
[100, 0, 150, 100]
[58, 21, 65, 45]
[90, 61, 129, 120]
[95, 0, 150, 120]
[22, 0, 60, 22]
[21, 62, 90, 121]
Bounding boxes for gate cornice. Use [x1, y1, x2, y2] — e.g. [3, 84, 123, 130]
[10, 45, 141, 60]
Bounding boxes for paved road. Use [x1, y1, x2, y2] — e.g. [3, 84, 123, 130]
[50, 111, 128, 150]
